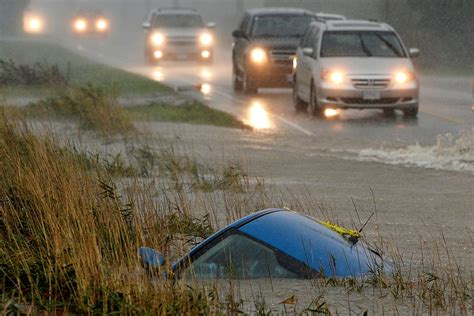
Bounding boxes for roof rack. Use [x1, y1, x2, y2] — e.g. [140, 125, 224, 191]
[156, 7, 198, 12]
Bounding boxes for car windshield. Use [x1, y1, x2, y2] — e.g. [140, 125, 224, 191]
[152, 14, 204, 28]
[321, 31, 406, 58]
[252, 15, 314, 37]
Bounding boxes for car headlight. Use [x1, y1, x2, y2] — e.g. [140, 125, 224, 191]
[74, 18, 88, 33]
[292, 57, 297, 70]
[393, 71, 415, 84]
[321, 70, 345, 84]
[250, 48, 267, 64]
[96, 18, 108, 32]
[24, 15, 45, 34]
[199, 33, 213, 46]
[151, 33, 165, 46]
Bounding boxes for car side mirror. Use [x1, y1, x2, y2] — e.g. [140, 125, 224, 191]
[232, 29, 246, 38]
[207, 22, 216, 29]
[142, 22, 151, 30]
[409, 48, 420, 58]
[302, 47, 314, 57]
[139, 247, 165, 271]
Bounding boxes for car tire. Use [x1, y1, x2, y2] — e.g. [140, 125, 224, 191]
[243, 71, 258, 95]
[403, 105, 419, 118]
[309, 83, 323, 117]
[293, 79, 308, 112]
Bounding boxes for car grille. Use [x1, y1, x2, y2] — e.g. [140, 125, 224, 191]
[351, 78, 391, 89]
[168, 36, 197, 45]
[341, 97, 399, 104]
[270, 49, 294, 64]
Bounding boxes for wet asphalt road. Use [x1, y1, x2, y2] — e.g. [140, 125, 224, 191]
[130, 50, 472, 148]
[73, 40, 472, 171]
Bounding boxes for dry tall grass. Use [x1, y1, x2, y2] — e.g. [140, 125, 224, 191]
[1, 112, 472, 314]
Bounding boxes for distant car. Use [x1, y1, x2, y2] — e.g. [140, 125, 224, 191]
[232, 8, 318, 94]
[23, 8, 46, 35]
[71, 11, 110, 37]
[140, 209, 393, 279]
[316, 12, 347, 21]
[142, 8, 216, 64]
[293, 20, 420, 117]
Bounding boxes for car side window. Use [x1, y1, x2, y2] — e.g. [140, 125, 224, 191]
[184, 233, 299, 279]
[245, 16, 255, 35]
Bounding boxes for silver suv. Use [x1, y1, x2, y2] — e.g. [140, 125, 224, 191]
[293, 20, 420, 117]
[142, 8, 215, 64]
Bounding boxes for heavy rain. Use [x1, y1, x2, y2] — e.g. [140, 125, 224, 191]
[0, 0, 472, 314]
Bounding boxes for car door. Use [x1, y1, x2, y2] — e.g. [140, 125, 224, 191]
[297, 25, 318, 102]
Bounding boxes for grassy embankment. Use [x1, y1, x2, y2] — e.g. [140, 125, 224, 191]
[0, 40, 245, 130]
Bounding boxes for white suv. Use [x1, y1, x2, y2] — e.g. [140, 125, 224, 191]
[293, 20, 420, 117]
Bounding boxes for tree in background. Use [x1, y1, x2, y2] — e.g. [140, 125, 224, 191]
[0, 0, 31, 36]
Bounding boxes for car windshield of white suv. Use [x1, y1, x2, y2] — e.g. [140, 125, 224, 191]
[153, 14, 204, 28]
[252, 15, 314, 37]
[321, 31, 406, 57]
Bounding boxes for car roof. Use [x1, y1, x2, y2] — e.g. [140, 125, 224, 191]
[172, 209, 391, 277]
[316, 12, 346, 20]
[152, 7, 200, 15]
[322, 19, 395, 31]
[246, 7, 316, 17]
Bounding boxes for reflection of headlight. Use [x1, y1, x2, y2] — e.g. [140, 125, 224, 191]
[74, 18, 88, 32]
[199, 33, 213, 46]
[292, 57, 297, 70]
[321, 70, 345, 84]
[393, 71, 415, 84]
[151, 33, 165, 46]
[250, 48, 267, 64]
[96, 18, 108, 32]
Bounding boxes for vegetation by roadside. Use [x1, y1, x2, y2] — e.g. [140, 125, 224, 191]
[24, 85, 135, 136]
[0, 40, 170, 97]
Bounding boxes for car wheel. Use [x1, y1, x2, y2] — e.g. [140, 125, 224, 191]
[243, 71, 258, 95]
[309, 83, 323, 117]
[403, 105, 419, 118]
[293, 79, 307, 112]
[232, 64, 243, 92]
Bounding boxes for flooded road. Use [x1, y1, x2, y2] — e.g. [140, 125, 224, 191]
[124, 49, 473, 173]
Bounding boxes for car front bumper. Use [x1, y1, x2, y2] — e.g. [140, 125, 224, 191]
[248, 62, 293, 87]
[148, 44, 213, 60]
[317, 83, 419, 110]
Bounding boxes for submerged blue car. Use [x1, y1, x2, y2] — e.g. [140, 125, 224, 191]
[140, 209, 392, 279]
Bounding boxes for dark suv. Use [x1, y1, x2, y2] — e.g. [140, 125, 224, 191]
[232, 8, 317, 94]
